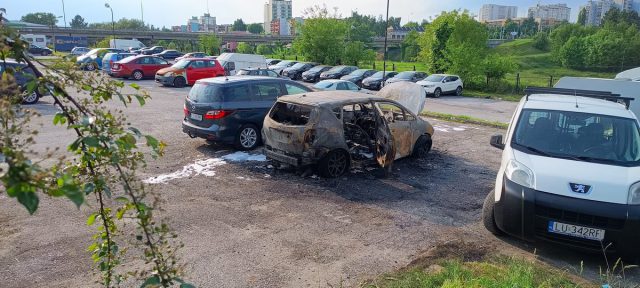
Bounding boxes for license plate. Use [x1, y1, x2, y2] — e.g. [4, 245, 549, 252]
[190, 113, 203, 121]
[270, 129, 291, 142]
[548, 221, 605, 241]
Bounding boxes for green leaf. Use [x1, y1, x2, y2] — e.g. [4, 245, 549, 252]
[61, 183, 84, 208]
[83, 136, 100, 148]
[129, 83, 140, 90]
[114, 196, 129, 203]
[140, 275, 161, 288]
[81, 84, 92, 91]
[53, 112, 66, 125]
[180, 283, 196, 288]
[83, 183, 95, 195]
[69, 138, 82, 151]
[17, 191, 39, 215]
[144, 135, 159, 149]
[128, 127, 142, 138]
[134, 95, 146, 106]
[87, 213, 98, 226]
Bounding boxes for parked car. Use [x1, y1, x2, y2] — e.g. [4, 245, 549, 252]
[268, 60, 297, 75]
[301, 65, 332, 83]
[217, 53, 267, 75]
[102, 52, 136, 75]
[111, 55, 170, 80]
[153, 50, 184, 60]
[385, 71, 428, 85]
[361, 71, 398, 91]
[182, 76, 313, 150]
[282, 62, 317, 80]
[483, 87, 640, 261]
[28, 44, 52, 56]
[156, 58, 225, 88]
[319, 65, 358, 80]
[71, 47, 90, 56]
[140, 46, 165, 55]
[0, 59, 48, 104]
[416, 74, 463, 98]
[236, 68, 280, 77]
[313, 80, 364, 92]
[266, 59, 281, 66]
[176, 52, 208, 62]
[263, 82, 433, 178]
[341, 69, 377, 86]
[129, 47, 144, 54]
[76, 48, 123, 71]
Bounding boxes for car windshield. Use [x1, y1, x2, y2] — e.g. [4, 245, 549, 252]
[513, 109, 640, 167]
[327, 66, 345, 73]
[349, 69, 370, 76]
[172, 60, 191, 69]
[314, 81, 335, 89]
[188, 83, 223, 103]
[424, 75, 445, 82]
[308, 66, 327, 72]
[371, 71, 393, 78]
[395, 72, 415, 79]
[290, 63, 307, 69]
[274, 60, 294, 67]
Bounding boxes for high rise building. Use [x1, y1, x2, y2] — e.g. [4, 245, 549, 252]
[479, 4, 518, 22]
[263, 0, 293, 33]
[583, 0, 615, 26]
[199, 13, 217, 33]
[528, 3, 571, 21]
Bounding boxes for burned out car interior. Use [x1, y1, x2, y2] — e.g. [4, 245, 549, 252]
[342, 103, 379, 161]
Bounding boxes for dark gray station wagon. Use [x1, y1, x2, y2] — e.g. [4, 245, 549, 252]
[182, 76, 312, 150]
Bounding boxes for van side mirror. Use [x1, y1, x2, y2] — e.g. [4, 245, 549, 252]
[490, 134, 505, 150]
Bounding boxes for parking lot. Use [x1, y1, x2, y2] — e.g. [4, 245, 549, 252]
[1, 76, 638, 287]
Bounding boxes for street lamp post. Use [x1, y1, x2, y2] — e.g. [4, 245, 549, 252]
[105, 3, 115, 49]
[61, 0, 67, 28]
[382, 0, 390, 88]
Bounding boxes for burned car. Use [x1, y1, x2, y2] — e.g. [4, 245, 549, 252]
[262, 82, 435, 177]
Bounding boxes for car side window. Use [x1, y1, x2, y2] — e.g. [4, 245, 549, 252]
[377, 102, 407, 122]
[137, 57, 149, 64]
[253, 83, 284, 101]
[192, 60, 206, 68]
[267, 70, 278, 77]
[155, 58, 169, 65]
[450, 76, 459, 82]
[285, 83, 309, 95]
[223, 85, 252, 102]
[336, 82, 348, 90]
[207, 60, 217, 67]
[347, 82, 359, 91]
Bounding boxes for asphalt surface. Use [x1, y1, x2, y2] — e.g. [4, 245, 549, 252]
[0, 75, 638, 287]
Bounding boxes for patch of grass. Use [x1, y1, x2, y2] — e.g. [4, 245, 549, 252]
[421, 111, 508, 129]
[362, 256, 588, 288]
[465, 89, 523, 102]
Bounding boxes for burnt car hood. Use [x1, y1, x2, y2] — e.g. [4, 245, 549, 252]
[156, 67, 184, 76]
[376, 82, 426, 115]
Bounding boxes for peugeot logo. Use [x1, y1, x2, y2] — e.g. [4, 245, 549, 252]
[569, 183, 592, 194]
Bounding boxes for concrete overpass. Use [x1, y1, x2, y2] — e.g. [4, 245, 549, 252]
[15, 27, 403, 49]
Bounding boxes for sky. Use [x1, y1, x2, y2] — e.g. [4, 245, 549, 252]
[4, 0, 587, 27]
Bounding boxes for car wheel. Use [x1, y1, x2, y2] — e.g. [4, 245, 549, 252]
[412, 134, 433, 158]
[235, 124, 260, 150]
[456, 86, 463, 96]
[318, 150, 350, 178]
[173, 77, 186, 88]
[482, 190, 504, 236]
[86, 63, 96, 71]
[434, 88, 442, 98]
[132, 70, 144, 81]
[41, 51, 48, 56]
[21, 91, 40, 105]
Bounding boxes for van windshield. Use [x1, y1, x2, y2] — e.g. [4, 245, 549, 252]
[269, 102, 312, 125]
[188, 83, 223, 103]
[513, 109, 640, 166]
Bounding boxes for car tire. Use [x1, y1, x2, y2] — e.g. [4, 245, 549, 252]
[22, 91, 40, 105]
[434, 88, 442, 98]
[86, 63, 96, 71]
[482, 190, 504, 236]
[132, 70, 144, 81]
[318, 149, 350, 178]
[173, 77, 186, 88]
[456, 86, 463, 96]
[412, 134, 433, 158]
[41, 51, 48, 56]
[235, 124, 261, 150]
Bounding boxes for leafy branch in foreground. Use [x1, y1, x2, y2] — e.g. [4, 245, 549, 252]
[0, 26, 193, 287]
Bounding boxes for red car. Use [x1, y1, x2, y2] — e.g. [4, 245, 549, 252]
[155, 58, 226, 87]
[111, 55, 171, 80]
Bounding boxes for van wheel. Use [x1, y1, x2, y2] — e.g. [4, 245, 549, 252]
[132, 70, 144, 80]
[434, 88, 442, 98]
[318, 150, 350, 178]
[173, 77, 186, 88]
[412, 134, 432, 158]
[456, 86, 463, 96]
[235, 124, 260, 150]
[482, 190, 504, 236]
[22, 91, 40, 105]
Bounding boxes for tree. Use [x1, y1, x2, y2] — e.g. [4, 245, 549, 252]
[303, 4, 341, 19]
[484, 53, 517, 83]
[343, 41, 376, 65]
[256, 44, 273, 55]
[578, 8, 587, 26]
[233, 19, 247, 31]
[293, 16, 348, 65]
[559, 36, 588, 69]
[236, 42, 254, 54]
[532, 32, 550, 51]
[247, 23, 264, 34]
[89, 18, 147, 30]
[520, 17, 539, 37]
[70, 14, 88, 28]
[403, 21, 420, 29]
[198, 34, 221, 55]
[21, 12, 58, 26]
[503, 18, 519, 38]
[401, 30, 420, 61]
[95, 38, 110, 48]
[0, 26, 191, 287]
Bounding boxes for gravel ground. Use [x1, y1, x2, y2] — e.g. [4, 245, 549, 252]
[0, 77, 638, 287]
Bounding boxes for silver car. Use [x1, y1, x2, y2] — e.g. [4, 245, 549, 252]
[262, 82, 434, 177]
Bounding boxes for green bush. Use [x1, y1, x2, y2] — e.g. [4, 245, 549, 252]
[256, 44, 273, 55]
[532, 32, 550, 51]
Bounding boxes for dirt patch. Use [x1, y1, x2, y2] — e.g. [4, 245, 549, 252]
[406, 239, 497, 270]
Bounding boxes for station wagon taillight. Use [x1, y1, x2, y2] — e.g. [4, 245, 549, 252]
[204, 110, 233, 120]
[183, 103, 188, 116]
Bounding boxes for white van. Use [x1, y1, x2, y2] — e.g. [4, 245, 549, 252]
[109, 39, 146, 51]
[483, 87, 640, 260]
[616, 67, 640, 82]
[555, 77, 640, 117]
[216, 53, 266, 75]
[21, 34, 47, 47]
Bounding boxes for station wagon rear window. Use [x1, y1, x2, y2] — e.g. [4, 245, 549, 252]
[188, 83, 223, 103]
[269, 102, 312, 125]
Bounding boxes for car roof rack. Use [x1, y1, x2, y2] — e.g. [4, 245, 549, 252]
[524, 86, 633, 109]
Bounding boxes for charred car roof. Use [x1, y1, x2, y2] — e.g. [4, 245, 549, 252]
[277, 91, 392, 107]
